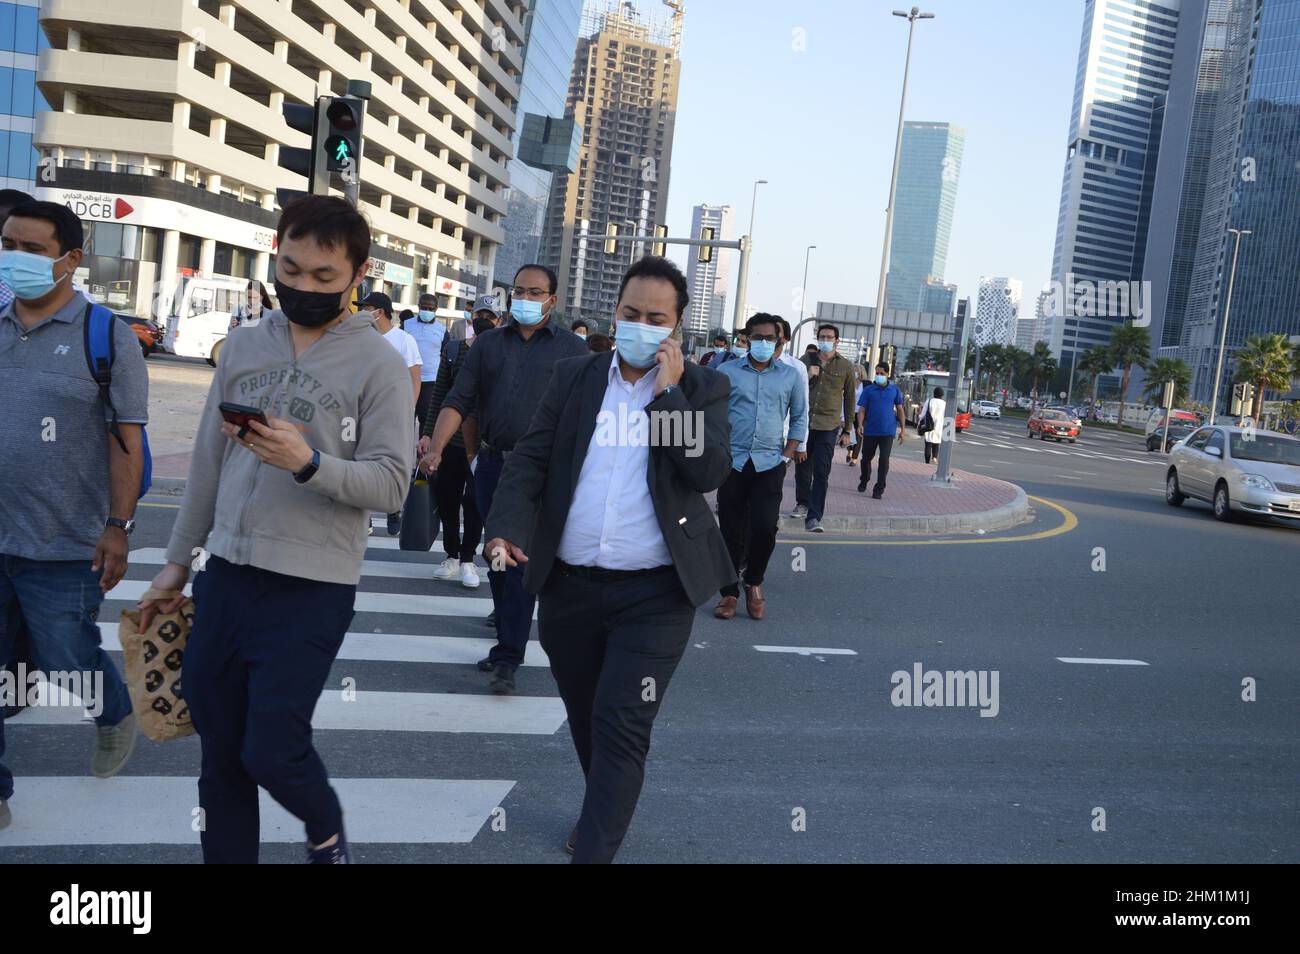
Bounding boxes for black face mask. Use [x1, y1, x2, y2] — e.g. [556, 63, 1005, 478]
[274, 279, 348, 328]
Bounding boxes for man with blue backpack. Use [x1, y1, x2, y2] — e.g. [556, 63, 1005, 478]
[0, 200, 147, 830]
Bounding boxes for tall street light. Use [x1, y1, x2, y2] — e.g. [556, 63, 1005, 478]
[733, 178, 767, 331]
[1209, 226, 1251, 425]
[799, 244, 816, 350]
[869, 7, 934, 371]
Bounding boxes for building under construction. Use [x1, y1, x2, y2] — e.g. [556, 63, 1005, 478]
[538, 0, 683, 323]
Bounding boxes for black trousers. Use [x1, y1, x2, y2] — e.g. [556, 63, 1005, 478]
[184, 556, 354, 863]
[538, 565, 694, 864]
[924, 439, 940, 464]
[717, 459, 786, 596]
[433, 443, 482, 562]
[415, 380, 438, 433]
[859, 434, 895, 494]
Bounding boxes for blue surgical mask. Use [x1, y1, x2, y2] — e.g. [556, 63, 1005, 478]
[511, 297, 545, 325]
[732, 345, 748, 356]
[749, 340, 777, 363]
[874, 374, 888, 386]
[417, 309, 437, 323]
[0, 249, 71, 300]
[614, 320, 673, 369]
[713, 346, 725, 354]
[818, 341, 835, 354]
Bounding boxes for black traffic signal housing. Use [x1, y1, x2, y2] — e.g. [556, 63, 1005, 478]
[276, 96, 366, 209]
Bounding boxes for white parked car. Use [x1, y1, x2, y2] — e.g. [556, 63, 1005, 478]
[1165, 425, 1300, 523]
[973, 400, 1001, 419]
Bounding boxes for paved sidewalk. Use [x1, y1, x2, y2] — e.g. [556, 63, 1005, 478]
[150, 441, 1030, 536]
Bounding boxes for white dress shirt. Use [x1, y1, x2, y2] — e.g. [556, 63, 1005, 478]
[557, 354, 672, 569]
[778, 351, 810, 453]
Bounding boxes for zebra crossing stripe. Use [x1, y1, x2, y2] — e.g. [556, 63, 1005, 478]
[104, 579, 528, 621]
[18, 688, 568, 735]
[0, 777, 515, 846]
[126, 548, 483, 582]
[96, 623, 552, 669]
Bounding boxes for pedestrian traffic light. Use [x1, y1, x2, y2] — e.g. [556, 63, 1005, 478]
[698, 226, 714, 263]
[322, 97, 364, 173]
[651, 224, 668, 257]
[604, 223, 618, 254]
[276, 95, 366, 209]
[1232, 382, 1248, 415]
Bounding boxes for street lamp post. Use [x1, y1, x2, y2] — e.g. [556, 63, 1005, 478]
[799, 244, 816, 349]
[733, 179, 767, 332]
[1208, 227, 1250, 425]
[869, 7, 934, 371]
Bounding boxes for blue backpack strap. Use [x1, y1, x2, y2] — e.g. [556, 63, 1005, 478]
[82, 302, 129, 455]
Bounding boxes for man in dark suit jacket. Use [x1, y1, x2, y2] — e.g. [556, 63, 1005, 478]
[484, 256, 733, 863]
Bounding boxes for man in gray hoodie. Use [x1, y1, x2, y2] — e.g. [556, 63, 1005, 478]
[138, 196, 413, 864]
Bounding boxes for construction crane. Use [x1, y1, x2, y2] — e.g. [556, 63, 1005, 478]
[663, 0, 684, 52]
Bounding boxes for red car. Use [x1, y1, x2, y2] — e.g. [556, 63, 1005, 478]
[1028, 408, 1079, 443]
[116, 313, 163, 357]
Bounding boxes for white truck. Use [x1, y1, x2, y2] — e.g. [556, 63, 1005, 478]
[158, 277, 250, 366]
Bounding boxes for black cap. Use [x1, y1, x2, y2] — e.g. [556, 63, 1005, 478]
[360, 291, 393, 316]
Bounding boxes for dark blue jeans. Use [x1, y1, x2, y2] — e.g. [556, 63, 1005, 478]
[475, 450, 536, 667]
[183, 556, 354, 863]
[801, 428, 841, 521]
[0, 555, 132, 800]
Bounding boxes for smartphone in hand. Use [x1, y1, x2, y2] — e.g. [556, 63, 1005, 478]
[218, 402, 269, 439]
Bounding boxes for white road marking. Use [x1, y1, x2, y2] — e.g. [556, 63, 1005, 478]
[105, 579, 522, 620]
[1054, 474, 1081, 479]
[97, 623, 552, 668]
[754, 645, 858, 657]
[1056, 657, 1150, 666]
[989, 460, 1014, 465]
[0, 777, 515, 846]
[20, 688, 569, 734]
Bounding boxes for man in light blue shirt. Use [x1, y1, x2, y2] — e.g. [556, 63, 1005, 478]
[713, 313, 807, 621]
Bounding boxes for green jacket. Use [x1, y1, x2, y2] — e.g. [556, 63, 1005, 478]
[801, 351, 857, 432]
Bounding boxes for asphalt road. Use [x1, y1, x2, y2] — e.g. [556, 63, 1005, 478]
[1, 413, 1296, 863]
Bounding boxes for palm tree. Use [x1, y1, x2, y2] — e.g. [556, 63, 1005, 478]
[903, 348, 927, 373]
[1001, 345, 1029, 399]
[1107, 322, 1150, 427]
[1234, 333, 1298, 420]
[1024, 342, 1057, 399]
[1142, 356, 1191, 406]
[1076, 346, 1113, 404]
[979, 343, 1006, 399]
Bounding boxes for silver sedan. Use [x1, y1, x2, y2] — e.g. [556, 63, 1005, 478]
[1165, 425, 1300, 523]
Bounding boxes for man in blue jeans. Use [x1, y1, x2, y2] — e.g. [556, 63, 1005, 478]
[421, 264, 586, 694]
[856, 362, 907, 499]
[0, 201, 146, 829]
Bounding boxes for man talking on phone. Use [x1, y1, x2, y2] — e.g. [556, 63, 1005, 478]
[138, 196, 413, 864]
[483, 256, 734, 862]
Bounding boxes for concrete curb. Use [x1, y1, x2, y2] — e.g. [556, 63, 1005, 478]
[778, 482, 1030, 536]
[148, 477, 188, 497]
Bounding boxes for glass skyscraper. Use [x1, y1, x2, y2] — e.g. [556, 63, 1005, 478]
[0, 0, 46, 191]
[886, 121, 964, 314]
[1047, 0, 1184, 390]
[494, 0, 584, 291]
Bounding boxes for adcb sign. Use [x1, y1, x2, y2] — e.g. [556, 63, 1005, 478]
[58, 192, 135, 222]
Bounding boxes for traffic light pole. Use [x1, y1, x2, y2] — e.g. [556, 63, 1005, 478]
[935, 299, 972, 485]
[342, 81, 371, 208]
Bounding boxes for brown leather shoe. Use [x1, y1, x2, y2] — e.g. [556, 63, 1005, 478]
[714, 596, 738, 619]
[744, 584, 765, 620]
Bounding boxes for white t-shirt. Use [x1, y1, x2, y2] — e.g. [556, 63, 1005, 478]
[383, 325, 423, 369]
[405, 319, 446, 381]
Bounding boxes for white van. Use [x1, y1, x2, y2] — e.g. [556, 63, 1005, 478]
[159, 277, 249, 366]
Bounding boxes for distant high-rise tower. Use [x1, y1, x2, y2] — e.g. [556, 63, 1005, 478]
[974, 277, 1023, 348]
[539, 0, 682, 322]
[1018, 289, 1053, 351]
[495, 1, 585, 291]
[1047, 0, 1185, 387]
[886, 121, 965, 313]
[685, 204, 734, 336]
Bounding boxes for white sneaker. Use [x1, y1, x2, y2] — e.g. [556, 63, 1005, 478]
[433, 557, 461, 581]
[460, 561, 481, 589]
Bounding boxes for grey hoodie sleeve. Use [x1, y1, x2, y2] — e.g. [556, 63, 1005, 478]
[306, 362, 415, 514]
[164, 354, 232, 568]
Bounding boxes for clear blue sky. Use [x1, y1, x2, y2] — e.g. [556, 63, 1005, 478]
[662, 0, 1085, 331]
